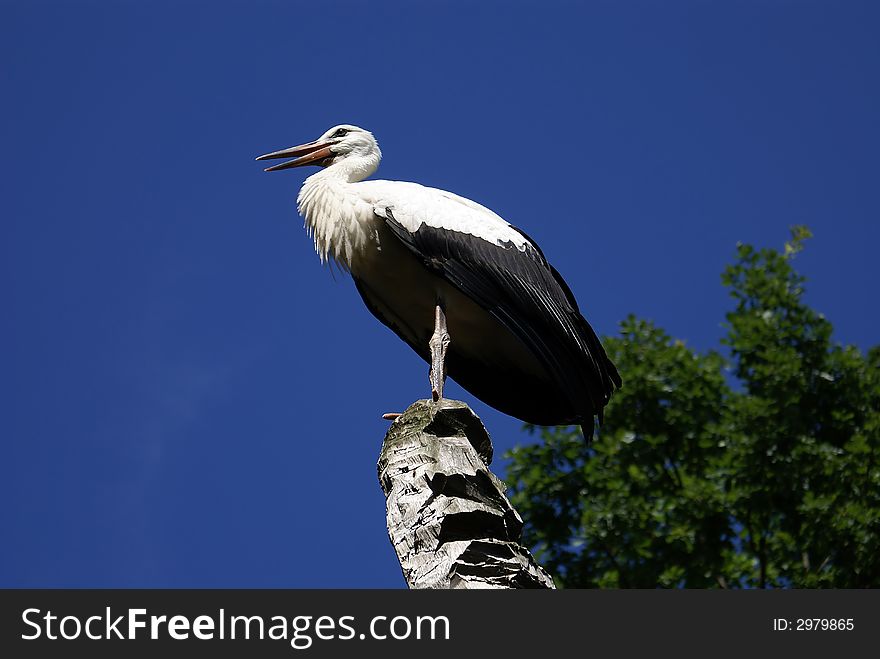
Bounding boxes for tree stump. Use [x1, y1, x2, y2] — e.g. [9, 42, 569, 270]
[377, 399, 555, 589]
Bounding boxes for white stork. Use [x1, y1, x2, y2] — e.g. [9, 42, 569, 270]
[257, 124, 621, 438]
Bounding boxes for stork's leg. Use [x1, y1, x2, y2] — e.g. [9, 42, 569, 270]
[429, 304, 451, 401]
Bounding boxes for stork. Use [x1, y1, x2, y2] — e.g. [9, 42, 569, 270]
[257, 124, 620, 439]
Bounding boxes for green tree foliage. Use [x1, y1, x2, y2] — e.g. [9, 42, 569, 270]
[506, 228, 879, 587]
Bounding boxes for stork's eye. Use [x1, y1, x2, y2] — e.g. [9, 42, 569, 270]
[333, 128, 349, 138]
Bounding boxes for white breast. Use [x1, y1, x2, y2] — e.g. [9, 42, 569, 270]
[296, 176, 533, 271]
[296, 174, 381, 269]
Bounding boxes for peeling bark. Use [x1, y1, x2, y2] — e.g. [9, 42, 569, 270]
[377, 399, 555, 589]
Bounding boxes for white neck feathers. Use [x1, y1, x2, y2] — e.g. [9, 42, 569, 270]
[296, 154, 381, 269]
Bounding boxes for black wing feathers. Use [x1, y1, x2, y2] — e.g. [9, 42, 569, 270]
[383, 210, 619, 427]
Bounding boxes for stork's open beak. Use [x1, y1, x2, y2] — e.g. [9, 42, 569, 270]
[255, 140, 334, 172]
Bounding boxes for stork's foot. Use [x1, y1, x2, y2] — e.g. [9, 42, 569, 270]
[428, 304, 451, 401]
[429, 366, 443, 401]
[382, 412, 402, 421]
[429, 360, 444, 402]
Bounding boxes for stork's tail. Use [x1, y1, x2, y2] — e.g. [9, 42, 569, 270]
[581, 417, 596, 444]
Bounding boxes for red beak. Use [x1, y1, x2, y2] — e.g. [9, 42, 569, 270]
[255, 140, 334, 171]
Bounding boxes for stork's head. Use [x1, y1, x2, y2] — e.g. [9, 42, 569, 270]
[256, 124, 381, 176]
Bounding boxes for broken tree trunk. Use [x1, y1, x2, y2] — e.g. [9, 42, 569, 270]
[377, 399, 555, 589]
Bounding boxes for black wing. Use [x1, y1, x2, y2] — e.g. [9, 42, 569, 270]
[382, 210, 620, 434]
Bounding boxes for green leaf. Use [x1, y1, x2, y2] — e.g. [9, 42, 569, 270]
[506, 227, 879, 588]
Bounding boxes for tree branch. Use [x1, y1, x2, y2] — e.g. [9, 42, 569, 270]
[377, 399, 555, 589]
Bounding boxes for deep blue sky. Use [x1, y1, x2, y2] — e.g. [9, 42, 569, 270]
[2, 1, 878, 587]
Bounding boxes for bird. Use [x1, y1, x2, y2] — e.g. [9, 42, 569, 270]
[256, 124, 621, 439]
